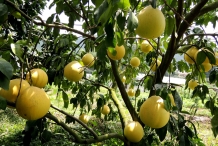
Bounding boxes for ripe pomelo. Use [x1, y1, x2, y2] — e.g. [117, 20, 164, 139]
[79, 113, 90, 124]
[101, 105, 110, 115]
[139, 95, 170, 128]
[140, 40, 153, 53]
[0, 79, 30, 107]
[188, 79, 198, 90]
[82, 53, 95, 67]
[26, 68, 48, 88]
[107, 45, 125, 60]
[64, 61, 84, 82]
[150, 60, 161, 71]
[16, 86, 50, 120]
[135, 5, 165, 39]
[130, 57, 140, 67]
[124, 121, 144, 142]
[127, 88, 135, 97]
[184, 46, 198, 64]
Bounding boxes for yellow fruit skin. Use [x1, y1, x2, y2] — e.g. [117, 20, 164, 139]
[168, 94, 176, 107]
[184, 46, 198, 64]
[64, 61, 84, 82]
[79, 114, 90, 124]
[26, 68, 48, 88]
[188, 80, 198, 90]
[124, 121, 144, 143]
[121, 76, 126, 83]
[130, 57, 140, 67]
[127, 88, 135, 97]
[107, 45, 125, 60]
[0, 79, 30, 104]
[82, 53, 95, 67]
[215, 53, 218, 65]
[16, 86, 50, 120]
[101, 105, 110, 115]
[135, 5, 165, 39]
[139, 96, 170, 128]
[150, 60, 161, 71]
[140, 40, 153, 53]
[201, 63, 212, 72]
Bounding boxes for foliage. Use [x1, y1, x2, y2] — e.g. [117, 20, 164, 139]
[0, 0, 218, 145]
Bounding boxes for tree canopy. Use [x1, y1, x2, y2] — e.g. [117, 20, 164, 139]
[0, 0, 218, 145]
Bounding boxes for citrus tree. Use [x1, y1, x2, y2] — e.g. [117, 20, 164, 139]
[0, 0, 218, 145]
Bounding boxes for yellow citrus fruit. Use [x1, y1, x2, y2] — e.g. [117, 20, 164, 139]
[201, 63, 212, 72]
[139, 95, 170, 128]
[168, 93, 176, 107]
[0, 79, 30, 107]
[215, 53, 218, 65]
[188, 79, 198, 90]
[130, 57, 140, 67]
[16, 86, 50, 120]
[64, 61, 84, 82]
[107, 45, 125, 60]
[124, 121, 144, 143]
[82, 53, 95, 67]
[194, 49, 209, 64]
[101, 105, 110, 115]
[135, 5, 165, 39]
[79, 113, 90, 124]
[150, 60, 161, 71]
[140, 40, 153, 53]
[26, 68, 48, 88]
[127, 88, 135, 97]
[184, 46, 198, 64]
[121, 75, 126, 83]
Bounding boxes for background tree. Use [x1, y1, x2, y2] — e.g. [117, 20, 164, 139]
[0, 0, 218, 145]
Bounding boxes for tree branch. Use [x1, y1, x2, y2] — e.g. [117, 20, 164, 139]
[109, 89, 129, 129]
[198, 1, 218, 17]
[50, 104, 98, 139]
[45, 112, 126, 144]
[177, 0, 209, 41]
[5, 0, 95, 40]
[179, 33, 218, 46]
[109, 59, 139, 121]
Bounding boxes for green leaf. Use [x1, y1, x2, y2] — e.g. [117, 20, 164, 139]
[144, 76, 153, 90]
[0, 72, 10, 90]
[105, 21, 115, 47]
[62, 91, 69, 108]
[165, 16, 175, 37]
[0, 4, 8, 17]
[0, 57, 13, 80]
[155, 123, 168, 141]
[10, 43, 24, 62]
[205, 50, 216, 64]
[127, 11, 138, 33]
[209, 70, 216, 83]
[53, 15, 60, 38]
[91, 0, 104, 7]
[96, 40, 107, 61]
[41, 129, 52, 143]
[0, 96, 7, 110]
[172, 90, 183, 111]
[46, 14, 55, 24]
[117, 12, 126, 31]
[117, 0, 130, 10]
[196, 50, 206, 65]
[135, 88, 140, 97]
[116, 31, 124, 46]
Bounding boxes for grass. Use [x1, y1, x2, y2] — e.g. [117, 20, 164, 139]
[0, 85, 218, 146]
